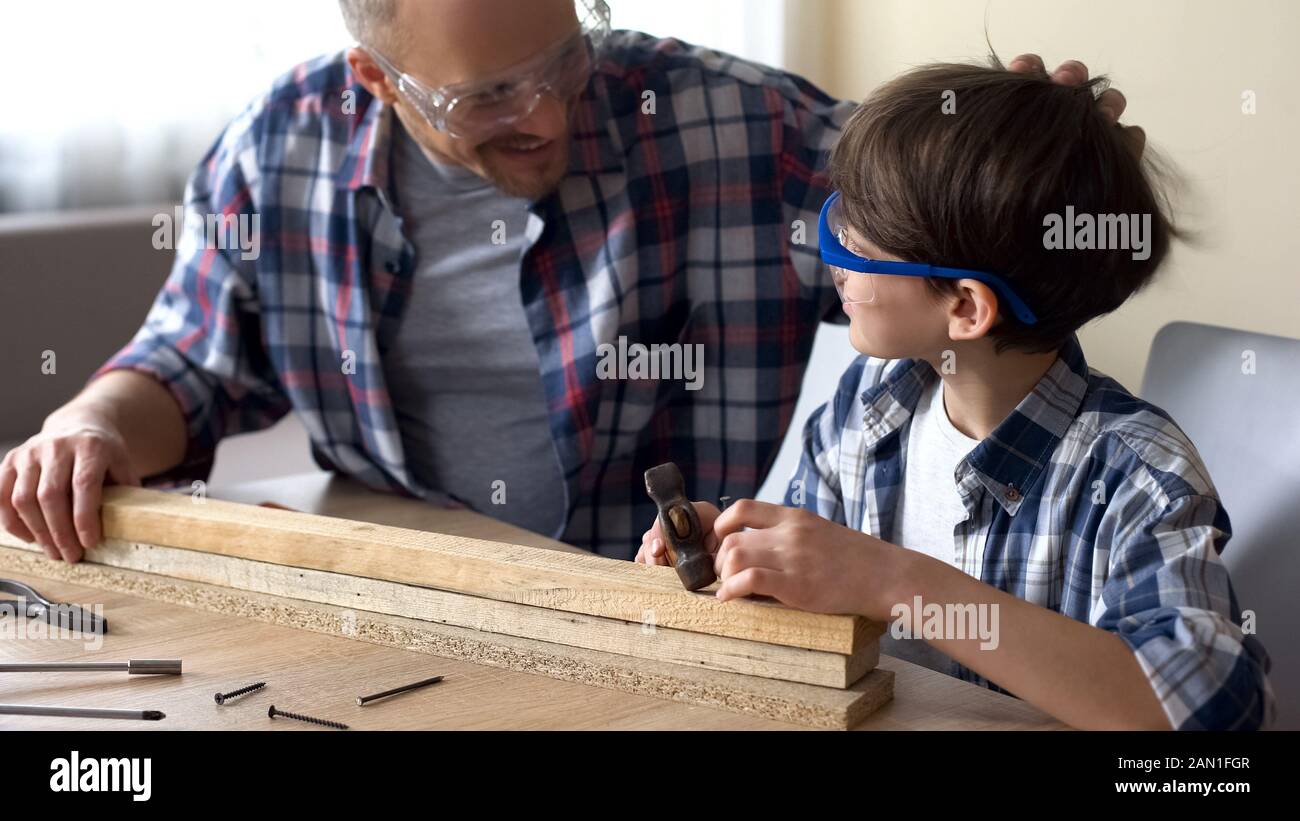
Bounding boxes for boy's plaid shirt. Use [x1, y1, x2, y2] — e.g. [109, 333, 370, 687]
[94, 31, 850, 555]
[787, 336, 1274, 730]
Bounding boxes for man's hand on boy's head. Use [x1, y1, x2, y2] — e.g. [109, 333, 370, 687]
[709, 500, 905, 618]
[1008, 53, 1147, 158]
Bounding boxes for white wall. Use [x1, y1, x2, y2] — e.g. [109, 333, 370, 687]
[614, 0, 1300, 498]
[606, 0, 791, 68]
[756, 324, 859, 502]
[818, 0, 1300, 390]
[0, 1, 352, 212]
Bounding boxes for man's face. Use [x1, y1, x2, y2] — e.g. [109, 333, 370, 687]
[379, 0, 583, 200]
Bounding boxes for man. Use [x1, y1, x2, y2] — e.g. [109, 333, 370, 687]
[0, 0, 1137, 561]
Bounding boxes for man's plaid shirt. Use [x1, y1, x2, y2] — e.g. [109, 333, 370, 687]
[95, 31, 850, 555]
[786, 337, 1274, 730]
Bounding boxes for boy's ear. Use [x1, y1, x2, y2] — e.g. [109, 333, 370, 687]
[945, 279, 1001, 342]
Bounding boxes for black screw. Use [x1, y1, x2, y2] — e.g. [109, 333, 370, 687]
[214, 681, 266, 705]
[268, 704, 349, 730]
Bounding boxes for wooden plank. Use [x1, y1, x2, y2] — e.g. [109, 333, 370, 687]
[0, 568, 805, 730]
[0, 546, 893, 728]
[210, 472, 591, 554]
[87, 487, 879, 654]
[0, 536, 875, 688]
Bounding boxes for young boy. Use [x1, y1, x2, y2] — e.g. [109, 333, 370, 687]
[636, 58, 1272, 730]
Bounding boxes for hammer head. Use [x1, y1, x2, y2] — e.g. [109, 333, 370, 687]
[644, 462, 686, 506]
[644, 462, 718, 591]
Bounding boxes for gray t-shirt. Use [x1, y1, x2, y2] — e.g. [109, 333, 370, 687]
[382, 119, 566, 537]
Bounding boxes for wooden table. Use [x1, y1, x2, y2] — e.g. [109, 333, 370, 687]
[0, 473, 1062, 730]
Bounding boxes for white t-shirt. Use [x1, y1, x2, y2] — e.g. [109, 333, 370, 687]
[884, 377, 981, 673]
[896, 378, 981, 564]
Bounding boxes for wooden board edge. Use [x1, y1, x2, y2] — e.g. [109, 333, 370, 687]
[4, 536, 875, 688]
[99, 487, 880, 654]
[0, 545, 893, 729]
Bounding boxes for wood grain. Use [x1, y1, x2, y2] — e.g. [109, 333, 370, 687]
[0, 547, 892, 728]
[89, 487, 880, 654]
[0, 569, 806, 730]
[0, 537, 875, 688]
[0, 474, 1064, 730]
[208, 472, 589, 554]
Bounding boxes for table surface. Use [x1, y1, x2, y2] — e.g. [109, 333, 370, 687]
[0, 473, 1063, 730]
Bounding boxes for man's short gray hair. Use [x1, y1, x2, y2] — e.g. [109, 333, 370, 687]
[338, 0, 400, 51]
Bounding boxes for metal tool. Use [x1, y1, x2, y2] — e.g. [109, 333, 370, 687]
[0, 704, 164, 721]
[356, 674, 445, 706]
[644, 462, 718, 591]
[0, 578, 107, 634]
[268, 705, 348, 730]
[0, 659, 182, 675]
[215, 681, 266, 705]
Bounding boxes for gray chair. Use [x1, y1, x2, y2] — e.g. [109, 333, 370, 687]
[0, 206, 174, 445]
[1141, 320, 1300, 728]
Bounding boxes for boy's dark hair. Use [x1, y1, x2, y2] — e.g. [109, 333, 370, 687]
[829, 55, 1181, 354]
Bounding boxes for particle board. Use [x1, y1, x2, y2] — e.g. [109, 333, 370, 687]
[0, 545, 893, 728]
[0, 535, 875, 688]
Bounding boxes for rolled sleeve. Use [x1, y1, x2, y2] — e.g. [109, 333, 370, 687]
[92, 116, 290, 485]
[1094, 491, 1274, 730]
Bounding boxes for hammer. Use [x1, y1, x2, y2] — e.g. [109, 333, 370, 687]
[644, 462, 718, 591]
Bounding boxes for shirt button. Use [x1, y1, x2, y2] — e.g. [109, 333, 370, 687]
[1005, 486, 1021, 502]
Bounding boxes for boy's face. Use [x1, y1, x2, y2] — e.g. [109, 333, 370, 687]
[836, 225, 957, 361]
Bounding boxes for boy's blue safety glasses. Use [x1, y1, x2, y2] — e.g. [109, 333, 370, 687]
[817, 191, 1038, 325]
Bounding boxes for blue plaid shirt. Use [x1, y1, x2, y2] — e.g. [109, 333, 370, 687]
[787, 336, 1273, 730]
[95, 32, 849, 557]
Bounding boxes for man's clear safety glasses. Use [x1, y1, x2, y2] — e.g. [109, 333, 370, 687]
[818, 191, 1039, 325]
[362, 0, 612, 141]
